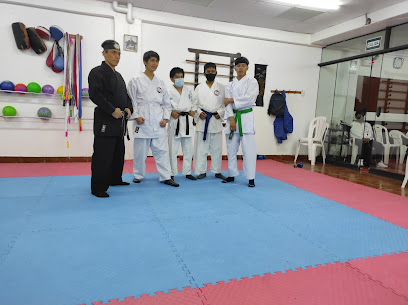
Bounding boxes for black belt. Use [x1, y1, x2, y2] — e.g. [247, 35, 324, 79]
[175, 112, 190, 136]
[121, 111, 130, 140]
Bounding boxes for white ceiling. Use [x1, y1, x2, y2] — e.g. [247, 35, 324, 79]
[100, 0, 408, 34]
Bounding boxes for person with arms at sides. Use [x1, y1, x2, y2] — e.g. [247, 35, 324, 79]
[88, 40, 133, 198]
[350, 108, 388, 168]
[127, 50, 179, 187]
[168, 67, 197, 181]
[223, 57, 259, 187]
[192, 62, 227, 180]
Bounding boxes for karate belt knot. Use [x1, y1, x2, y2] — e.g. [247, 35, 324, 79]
[233, 108, 253, 137]
[175, 112, 190, 137]
[202, 109, 218, 141]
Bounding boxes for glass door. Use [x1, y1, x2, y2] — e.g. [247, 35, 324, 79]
[325, 56, 376, 167]
[371, 50, 408, 175]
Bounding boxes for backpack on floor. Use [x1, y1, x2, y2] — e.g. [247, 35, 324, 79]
[268, 90, 286, 117]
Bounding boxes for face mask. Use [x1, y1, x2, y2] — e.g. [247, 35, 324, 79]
[174, 78, 184, 88]
[205, 73, 216, 82]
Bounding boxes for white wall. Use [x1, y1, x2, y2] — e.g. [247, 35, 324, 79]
[0, 0, 140, 158]
[141, 23, 321, 155]
[0, 0, 321, 158]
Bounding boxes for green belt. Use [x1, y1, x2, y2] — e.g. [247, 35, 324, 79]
[233, 108, 253, 136]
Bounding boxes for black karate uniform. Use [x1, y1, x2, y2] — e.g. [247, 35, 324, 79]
[88, 61, 133, 194]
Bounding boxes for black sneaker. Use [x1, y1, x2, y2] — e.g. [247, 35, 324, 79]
[110, 181, 130, 186]
[133, 178, 141, 183]
[92, 191, 109, 198]
[215, 173, 227, 180]
[222, 177, 235, 183]
[171, 176, 174, 180]
[186, 174, 197, 180]
[248, 179, 255, 187]
[164, 179, 179, 187]
[196, 173, 206, 179]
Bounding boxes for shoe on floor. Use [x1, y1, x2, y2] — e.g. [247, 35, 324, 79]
[92, 191, 109, 198]
[377, 161, 388, 168]
[222, 177, 235, 183]
[110, 181, 130, 186]
[196, 173, 206, 179]
[186, 174, 197, 180]
[133, 178, 141, 183]
[164, 179, 179, 187]
[215, 173, 227, 180]
[248, 179, 255, 187]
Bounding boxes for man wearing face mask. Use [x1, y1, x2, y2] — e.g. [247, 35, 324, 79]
[192, 62, 227, 180]
[168, 67, 196, 181]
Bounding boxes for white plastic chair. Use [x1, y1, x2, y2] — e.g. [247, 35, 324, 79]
[373, 125, 400, 165]
[294, 117, 328, 166]
[402, 155, 408, 188]
[389, 130, 408, 164]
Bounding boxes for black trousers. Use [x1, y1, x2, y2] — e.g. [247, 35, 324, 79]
[91, 135, 125, 193]
[362, 140, 373, 166]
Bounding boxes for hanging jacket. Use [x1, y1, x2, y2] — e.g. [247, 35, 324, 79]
[273, 92, 293, 143]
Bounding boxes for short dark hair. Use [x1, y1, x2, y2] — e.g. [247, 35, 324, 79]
[204, 62, 216, 72]
[170, 67, 184, 78]
[235, 57, 249, 66]
[355, 108, 367, 116]
[101, 40, 120, 51]
[143, 50, 160, 62]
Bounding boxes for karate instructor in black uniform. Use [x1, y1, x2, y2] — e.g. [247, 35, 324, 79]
[89, 40, 133, 198]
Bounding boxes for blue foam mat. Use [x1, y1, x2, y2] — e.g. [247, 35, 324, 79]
[0, 171, 407, 305]
[0, 222, 191, 305]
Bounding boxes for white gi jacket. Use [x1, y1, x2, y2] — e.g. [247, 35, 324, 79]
[192, 82, 225, 134]
[350, 121, 373, 140]
[128, 73, 172, 138]
[168, 86, 194, 138]
[225, 75, 259, 135]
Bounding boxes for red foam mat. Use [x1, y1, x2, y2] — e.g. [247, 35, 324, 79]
[0, 159, 239, 178]
[82, 254, 408, 305]
[348, 251, 408, 298]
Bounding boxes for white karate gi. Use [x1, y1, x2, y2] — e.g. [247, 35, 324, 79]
[128, 73, 172, 181]
[225, 75, 259, 180]
[168, 85, 195, 177]
[192, 82, 225, 175]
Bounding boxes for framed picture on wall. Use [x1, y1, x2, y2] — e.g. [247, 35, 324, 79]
[123, 34, 138, 52]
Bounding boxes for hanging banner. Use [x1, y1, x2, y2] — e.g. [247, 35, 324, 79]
[254, 64, 267, 107]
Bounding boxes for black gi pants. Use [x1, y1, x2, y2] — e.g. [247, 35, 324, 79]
[362, 140, 373, 166]
[91, 135, 125, 194]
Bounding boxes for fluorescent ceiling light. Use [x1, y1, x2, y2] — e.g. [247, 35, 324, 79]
[267, 0, 341, 11]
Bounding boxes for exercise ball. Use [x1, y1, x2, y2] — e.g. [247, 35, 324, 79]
[14, 83, 27, 94]
[57, 86, 64, 95]
[2, 106, 17, 116]
[37, 107, 52, 119]
[0, 81, 15, 91]
[27, 82, 41, 93]
[42, 84, 54, 94]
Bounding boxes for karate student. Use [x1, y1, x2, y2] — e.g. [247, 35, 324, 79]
[88, 40, 133, 198]
[223, 57, 259, 187]
[168, 67, 197, 181]
[192, 62, 227, 180]
[127, 50, 179, 187]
